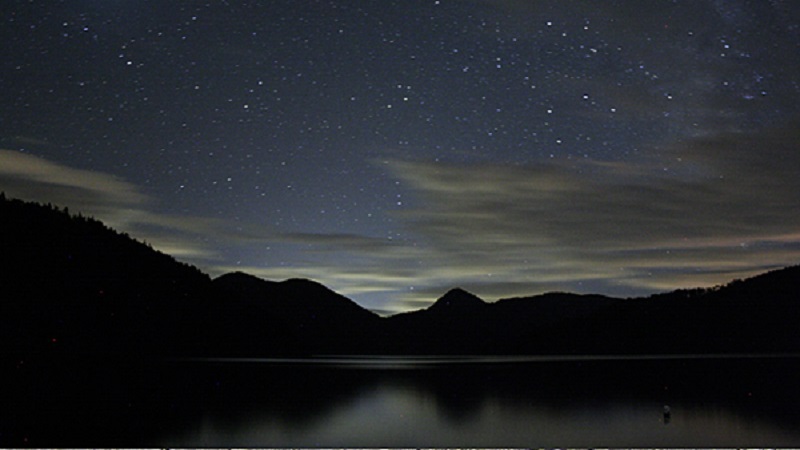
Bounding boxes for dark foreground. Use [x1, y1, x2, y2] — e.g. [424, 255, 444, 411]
[2, 355, 800, 447]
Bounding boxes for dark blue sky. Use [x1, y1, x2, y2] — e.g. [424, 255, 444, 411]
[3, 0, 800, 313]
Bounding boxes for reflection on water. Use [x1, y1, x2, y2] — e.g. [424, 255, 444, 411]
[194, 392, 794, 447]
[4, 356, 800, 446]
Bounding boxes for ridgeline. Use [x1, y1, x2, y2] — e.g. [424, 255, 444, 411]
[2, 194, 799, 360]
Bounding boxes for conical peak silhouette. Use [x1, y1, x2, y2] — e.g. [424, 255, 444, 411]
[429, 288, 486, 311]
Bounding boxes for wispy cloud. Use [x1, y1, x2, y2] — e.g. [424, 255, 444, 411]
[0, 149, 221, 262]
[380, 121, 800, 304]
[0, 149, 146, 207]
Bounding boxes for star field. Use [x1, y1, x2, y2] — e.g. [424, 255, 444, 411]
[2, 1, 800, 313]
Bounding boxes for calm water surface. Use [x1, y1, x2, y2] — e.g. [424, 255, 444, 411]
[4, 355, 800, 446]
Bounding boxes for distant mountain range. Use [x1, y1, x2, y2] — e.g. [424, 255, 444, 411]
[2, 194, 799, 360]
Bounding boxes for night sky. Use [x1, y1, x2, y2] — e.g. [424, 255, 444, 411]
[2, 1, 800, 314]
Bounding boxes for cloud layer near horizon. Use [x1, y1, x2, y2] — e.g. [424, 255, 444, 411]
[207, 122, 800, 313]
[4, 121, 800, 315]
[379, 121, 800, 304]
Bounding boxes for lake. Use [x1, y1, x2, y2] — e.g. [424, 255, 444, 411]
[4, 355, 800, 447]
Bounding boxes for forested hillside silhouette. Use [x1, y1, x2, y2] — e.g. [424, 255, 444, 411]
[0, 194, 376, 359]
[2, 194, 799, 360]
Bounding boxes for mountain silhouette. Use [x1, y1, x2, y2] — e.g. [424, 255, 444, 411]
[211, 272, 382, 354]
[214, 272, 378, 324]
[380, 288, 495, 354]
[428, 288, 488, 313]
[0, 195, 376, 358]
[0, 194, 214, 359]
[2, 194, 800, 359]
